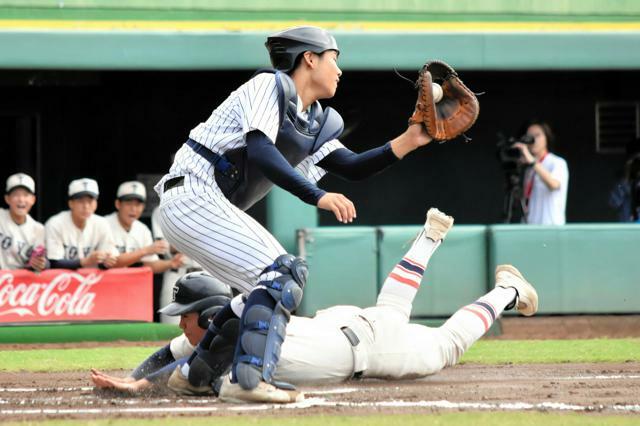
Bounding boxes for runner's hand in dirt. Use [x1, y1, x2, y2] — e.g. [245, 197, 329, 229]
[90, 368, 151, 393]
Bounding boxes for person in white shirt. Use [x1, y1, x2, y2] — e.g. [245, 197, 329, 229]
[45, 178, 118, 269]
[514, 120, 569, 225]
[107, 181, 184, 273]
[0, 173, 47, 271]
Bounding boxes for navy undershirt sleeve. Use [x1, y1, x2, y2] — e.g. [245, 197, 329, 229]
[317, 142, 399, 181]
[49, 259, 82, 269]
[246, 130, 326, 205]
[145, 357, 188, 384]
[130, 344, 175, 380]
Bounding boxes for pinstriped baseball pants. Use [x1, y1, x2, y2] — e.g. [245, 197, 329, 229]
[157, 180, 286, 294]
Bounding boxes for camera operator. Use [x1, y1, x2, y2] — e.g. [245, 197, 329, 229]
[513, 120, 569, 225]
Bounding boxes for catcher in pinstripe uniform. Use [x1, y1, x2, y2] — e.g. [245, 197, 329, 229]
[155, 26, 451, 402]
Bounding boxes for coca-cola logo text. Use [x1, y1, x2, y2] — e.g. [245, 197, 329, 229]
[0, 272, 101, 317]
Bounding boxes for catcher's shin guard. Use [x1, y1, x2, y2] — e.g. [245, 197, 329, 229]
[188, 316, 240, 388]
[233, 255, 307, 391]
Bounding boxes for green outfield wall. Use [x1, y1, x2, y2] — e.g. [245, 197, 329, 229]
[296, 224, 640, 317]
[489, 224, 640, 315]
[298, 226, 379, 316]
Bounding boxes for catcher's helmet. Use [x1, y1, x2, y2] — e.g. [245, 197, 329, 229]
[158, 271, 232, 328]
[265, 26, 339, 72]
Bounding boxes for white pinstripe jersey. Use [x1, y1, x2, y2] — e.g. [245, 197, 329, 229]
[0, 208, 45, 270]
[154, 73, 345, 199]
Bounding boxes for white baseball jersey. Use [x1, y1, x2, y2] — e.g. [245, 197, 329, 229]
[45, 211, 118, 260]
[169, 333, 195, 360]
[105, 212, 158, 263]
[525, 152, 569, 225]
[0, 208, 45, 270]
[154, 73, 344, 293]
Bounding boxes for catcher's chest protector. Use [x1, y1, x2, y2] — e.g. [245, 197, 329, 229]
[224, 70, 344, 210]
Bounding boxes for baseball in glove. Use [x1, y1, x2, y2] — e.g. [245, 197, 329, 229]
[408, 60, 479, 141]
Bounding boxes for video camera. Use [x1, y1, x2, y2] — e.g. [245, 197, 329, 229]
[496, 133, 535, 169]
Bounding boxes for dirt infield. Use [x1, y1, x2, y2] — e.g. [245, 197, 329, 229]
[493, 315, 640, 340]
[0, 363, 639, 420]
[0, 316, 639, 420]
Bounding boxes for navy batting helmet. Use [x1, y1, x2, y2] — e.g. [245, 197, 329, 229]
[265, 26, 339, 72]
[158, 271, 232, 329]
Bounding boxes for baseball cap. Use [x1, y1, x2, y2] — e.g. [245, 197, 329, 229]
[117, 181, 146, 202]
[68, 178, 99, 199]
[6, 173, 35, 194]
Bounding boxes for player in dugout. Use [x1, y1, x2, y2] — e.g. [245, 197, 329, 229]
[0, 173, 47, 271]
[106, 180, 184, 272]
[45, 178, 119, 270]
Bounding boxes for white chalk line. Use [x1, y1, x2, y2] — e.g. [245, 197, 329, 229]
[0, 388, 368, 408]
[2, 374, 638, 394]
[0, 386, 93, 393]
[1, 406, 220, 415]
[0, 396, 218, 406]
[307, 388, 359, 395]
[0, 386, 362, 396]
[1, 398, 639, 415]
[555, 375, 640, 380]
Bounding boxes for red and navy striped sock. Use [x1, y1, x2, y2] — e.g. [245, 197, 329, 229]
[377, 235, 441, 316]
[388, 257, 426, 291]
[457, 287, 517, 336]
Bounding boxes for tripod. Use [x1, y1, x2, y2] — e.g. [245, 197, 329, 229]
[502, 171, 527, 224]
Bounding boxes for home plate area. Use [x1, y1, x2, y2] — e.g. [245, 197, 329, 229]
[1, 363, 639, 420]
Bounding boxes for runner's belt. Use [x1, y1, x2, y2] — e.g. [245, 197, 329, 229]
[341, 326, 365, 379]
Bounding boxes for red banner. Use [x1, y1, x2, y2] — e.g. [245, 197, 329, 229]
[0, 268, 153, 324]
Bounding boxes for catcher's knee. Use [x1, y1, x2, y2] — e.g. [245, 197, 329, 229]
[260, 254, 307, 312]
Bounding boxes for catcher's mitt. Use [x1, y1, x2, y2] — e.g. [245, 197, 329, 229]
[408, 60, 479, 141]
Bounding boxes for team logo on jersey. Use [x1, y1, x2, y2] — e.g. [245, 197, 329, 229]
[0, 231, 33, 266]
[64, 245, 78, 259]
[1, 235, 12, 250]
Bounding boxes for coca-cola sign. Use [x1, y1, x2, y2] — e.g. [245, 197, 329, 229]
[0, 268, 152, 323]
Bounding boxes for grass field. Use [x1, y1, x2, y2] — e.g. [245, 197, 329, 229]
[4, 412, 640, 426]
[1, 338, 638, 372]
